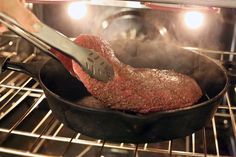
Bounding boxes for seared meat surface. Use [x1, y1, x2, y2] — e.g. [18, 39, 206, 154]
[56, 34, 202, 113]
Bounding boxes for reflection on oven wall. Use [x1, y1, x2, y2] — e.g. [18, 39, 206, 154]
[32, 2, 236, 63]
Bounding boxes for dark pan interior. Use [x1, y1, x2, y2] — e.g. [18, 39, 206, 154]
[38, 46, 228, 143]
[40, 45, 227, 108]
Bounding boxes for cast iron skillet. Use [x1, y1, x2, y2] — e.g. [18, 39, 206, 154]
[0, 45, 228, 143]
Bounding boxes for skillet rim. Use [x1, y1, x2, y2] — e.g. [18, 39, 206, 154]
[39, 49, 228, 119]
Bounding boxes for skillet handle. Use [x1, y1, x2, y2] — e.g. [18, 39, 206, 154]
[0, 56, 43, 80]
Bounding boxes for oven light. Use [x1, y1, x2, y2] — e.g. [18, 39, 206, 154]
[159, 27, 167, 36]
[184, 11, 204, 29]
[68, 2, 87, 20]
[102, 21, 109, 29]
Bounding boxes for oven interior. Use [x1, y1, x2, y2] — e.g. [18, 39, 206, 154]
[0, 1, 236, 157]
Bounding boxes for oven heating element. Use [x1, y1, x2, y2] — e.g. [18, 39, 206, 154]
[0, 34, 235, 157]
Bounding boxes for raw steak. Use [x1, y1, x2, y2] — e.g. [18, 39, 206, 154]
[55, 34, 202, 113]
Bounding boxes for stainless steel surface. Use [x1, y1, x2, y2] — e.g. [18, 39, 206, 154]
[27, 0, 146, 8]
[0, 12, 114, 83]
[26, 0, 236, 9]
[132, 0, 236, 8]
[0, 12, 51, 53]
[0, 34, 235, 157]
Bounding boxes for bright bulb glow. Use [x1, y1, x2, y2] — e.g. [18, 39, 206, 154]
[184, 11, 204, 29]
[68, 2, 87, 20]
[102, 21, 109, 29]
[159, 27, 167, 36]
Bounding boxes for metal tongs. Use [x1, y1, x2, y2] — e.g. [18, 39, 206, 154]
[0, 12, 114, 82]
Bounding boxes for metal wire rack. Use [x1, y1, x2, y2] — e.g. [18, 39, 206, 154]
[0, 34, 235, 157]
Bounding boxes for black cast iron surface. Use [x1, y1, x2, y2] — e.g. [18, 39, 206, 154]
[1, 45, 228, 143]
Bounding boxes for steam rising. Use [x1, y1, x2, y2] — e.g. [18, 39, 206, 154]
[102, 10, 222, 66]
[88, 7, 226, 95]
[90, 8, 224, 60]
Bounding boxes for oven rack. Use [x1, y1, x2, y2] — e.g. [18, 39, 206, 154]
[0, 34, 235, 157]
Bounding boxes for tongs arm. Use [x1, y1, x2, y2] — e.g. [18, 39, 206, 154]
[0, 12, 51, 54]
[0, 12, 114, 82]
